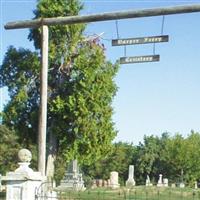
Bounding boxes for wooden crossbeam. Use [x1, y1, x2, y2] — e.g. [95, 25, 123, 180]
[5, 4, 200, 30]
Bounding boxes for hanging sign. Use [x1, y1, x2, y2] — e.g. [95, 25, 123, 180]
[112, 35, 168, 46]
[120, 55, 160, 64]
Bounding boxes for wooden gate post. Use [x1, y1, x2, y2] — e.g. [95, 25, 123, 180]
[38, 25, 49, 176]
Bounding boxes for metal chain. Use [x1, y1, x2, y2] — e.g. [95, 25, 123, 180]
[115, 20, 120, 39]
[153, 15, 165, 55]
[161, 15, 165, 35]
[153, 42, 156, 55]
[115, 20, 127, 57]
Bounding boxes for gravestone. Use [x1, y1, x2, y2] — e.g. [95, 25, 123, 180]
[58, 159, 85, 191]
[145, 175, 152, 186]
[107, 179, 111, 187]
[98, 179, 103, 187]
[179, 182, 185, 188]
[103, 180, 108, 187]
[195, 181, 198, 189]
[163, 178, 168, 187]
[157, 174, 163, 187]
[110, 171, 120, 189]
[126, 165, 135, 187]
[91, 179, 97, 189]
[171, 183, 176, 188]
[179, 169, 185, 188]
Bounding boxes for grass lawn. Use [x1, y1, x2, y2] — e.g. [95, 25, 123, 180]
[56, 186, 200, 200]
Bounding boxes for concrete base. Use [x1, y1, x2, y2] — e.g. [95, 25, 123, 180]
[126, 179, 135, 188]
[180, 183, 185, 188]
[3, 162, 44, 200]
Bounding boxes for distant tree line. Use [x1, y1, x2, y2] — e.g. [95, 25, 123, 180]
[1, 124, 200, 187]
[82, 131, 200, 187]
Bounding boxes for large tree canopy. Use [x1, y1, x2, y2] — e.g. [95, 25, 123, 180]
[0, 0, 119, 178]
[0, 47, 40, 144]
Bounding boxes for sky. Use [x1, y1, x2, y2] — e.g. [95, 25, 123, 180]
[1, 0, 200, 145]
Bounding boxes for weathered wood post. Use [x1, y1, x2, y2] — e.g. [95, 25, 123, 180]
[38, 25, 49, 176]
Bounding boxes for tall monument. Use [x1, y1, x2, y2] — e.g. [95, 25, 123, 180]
[126, 165, 136, 187]
[58, 159, 85, 191]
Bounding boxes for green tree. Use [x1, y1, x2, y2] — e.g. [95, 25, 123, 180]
[134, 133, 169, 184]
[163, 134, 187, 183]
[82, 142, 136, 186]
[0, 47, 40, 145]
[163, 131, 200, 185]
[0, 0, 119, 179]
[0, 125, 20, 174]
[184, 131, 200, 184]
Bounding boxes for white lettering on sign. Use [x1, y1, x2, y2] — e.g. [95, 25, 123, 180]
[118, 39, 140, 45]
[120, 55, 160, 64]
[143, 37, 162, 43]
[112, 35, 168, 46]
[125, 56, 153, 63]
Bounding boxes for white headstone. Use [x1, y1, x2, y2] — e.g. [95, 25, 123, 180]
[126, 165, 135, 187]
[163, 178, 168, 187]
[180, 182, 185, 188]
[157, 174, 163, 187]
[195, 181, 198, 189]
[98, 179, 103, 187]
[72, 159, 78, 173]
[171, 183, 176, 188]
[110, 171, 120, 189]
[146, 175, 152, 186]
[91, 179, 97, 189]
